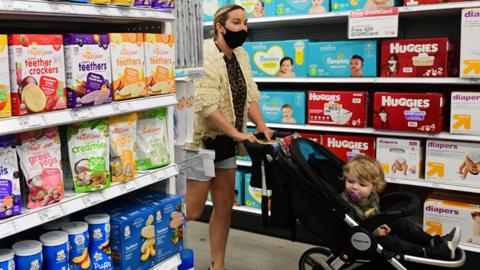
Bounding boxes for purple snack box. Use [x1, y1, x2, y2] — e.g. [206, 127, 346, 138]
[0, 135, 22, 219]
[151, 0, 174, 9]
[134, 0, 149, 7]
[64, 34, 112, 109]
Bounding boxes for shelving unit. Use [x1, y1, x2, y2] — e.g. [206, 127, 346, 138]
[253, 77, 480, 85]
[150, 253, 182, 270]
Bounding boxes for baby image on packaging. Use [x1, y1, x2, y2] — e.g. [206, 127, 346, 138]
[278, 57, 296, 78]
[281, 104, 296, 124]
[276, 0, 329, 16]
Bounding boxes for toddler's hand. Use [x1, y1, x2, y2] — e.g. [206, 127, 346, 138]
[377, 224, 391, 236]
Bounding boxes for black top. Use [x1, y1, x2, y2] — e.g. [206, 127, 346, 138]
[224, 53, 247, 132]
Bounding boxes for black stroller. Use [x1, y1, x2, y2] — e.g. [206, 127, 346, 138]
[244, 134, 466, 270]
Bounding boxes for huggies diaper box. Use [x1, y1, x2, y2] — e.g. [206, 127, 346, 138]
[460, 8, 480, 78]
[235, 0, 276, 18]
[425, 140, 480, 187]
[307, 91, 368, 127]
[331, 0, 397, 12]
[450, 92, 480, 135]
[322, 134, 375, 162]
[276, 0, 329, 16]
[376, 137, 424, 180]
[202, 0, 230, 22]
[424, 192, 480, 248]
[308, 41, 377, 77]
[373, 92, 445, 133]
[380, 38, 458, 77]
[259, 91, 306, 124]
[243, 40, 308, 77]
[299, 132, 322, 143]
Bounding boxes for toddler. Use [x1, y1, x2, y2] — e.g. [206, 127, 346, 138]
[350, 55, 364, 77]
[341, 155, 461, 260]
[278, 57, 296, 78]
[281, 104, 296, 124]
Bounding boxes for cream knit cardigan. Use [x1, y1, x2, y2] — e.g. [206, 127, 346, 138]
[188, 39, 261, 150]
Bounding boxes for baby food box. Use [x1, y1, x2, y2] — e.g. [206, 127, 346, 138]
[0, 135, 21, 219]
[64, 34, 112, 108]
[308, 41, 377, 77]
[0, 35, 11, 118]
[259, 91, 306, 124]
[243, 40, 309, 77]
[380, 38, 458, 77]
[202, 0, 230, 21]
[424, 192, 480, 248]
[110, 204, 156, 270]
[425, 140, 480, 187]
[235, 171, 244, 206]
[376, 137, 424, 180]
[307, 91, 368, 127]
[373, 92, 445, 133]
[8, 34, 67, 116]
[144, 33, 176, 95]
[331, 0, 397, 12]
[109, 33, 146, 101]
[277, 0, 329, 15]
[322, 134, 375, 162]
[450, 92, 480, 135]
[235, 0, 276, 18]
[460, 8, 480, 78]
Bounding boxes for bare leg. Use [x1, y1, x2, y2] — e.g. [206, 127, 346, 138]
[185, 179, 211, 221]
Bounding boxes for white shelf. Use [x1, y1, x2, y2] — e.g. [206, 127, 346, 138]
[0, 165, 178, 239]
[205, 201, 261, 215]
[0, 94, 177, 136]
[248, 123, 480, 142]
[150, 253, 182, 270]
[237, 160, 252, 167]
[386, 177, 480, 194]
[0, 0, 174, 22]
[253, 77, 480, 85]
[203, 2, 480, 29]
[459, 244, 480, 254]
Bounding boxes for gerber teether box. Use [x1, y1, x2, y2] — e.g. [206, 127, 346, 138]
[259, 91, 306, 124]
[380, 38, 458, 77]
[307, 91, 368, 127]
[322, 134, 375, 162]
[243, 40, 308, 77]
[425, 140, 480, 187]
[376, 137, 423, 180]
[235, 0, 276, 18]
[308, 41, 377, 77]
[331, 0, 397, 12]
[450, 92, 480, 135]
[461, 8, 480, 78]
[373, 92, 445, 133]
[276, 0, 329, 16]
[202, 0, 229, 22]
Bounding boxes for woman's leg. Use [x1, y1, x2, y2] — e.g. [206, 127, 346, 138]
[209, 168, 236, 270]
[185, 179, 211, 221]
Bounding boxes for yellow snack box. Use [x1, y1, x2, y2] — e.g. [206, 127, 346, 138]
[144, 33, 176, 95]
[108, 113, 138, 182]
[0, 35, 11, 118]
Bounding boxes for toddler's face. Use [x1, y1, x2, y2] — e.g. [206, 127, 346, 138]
[281, 61, 292, 73]
[350, 59, 363, 72]
[282, 107, 292, 119]
[344, 170, 375, 202]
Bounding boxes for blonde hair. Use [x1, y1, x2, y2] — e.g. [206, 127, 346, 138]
[212, 4, 245, 39]
[342, 155, 386, 192]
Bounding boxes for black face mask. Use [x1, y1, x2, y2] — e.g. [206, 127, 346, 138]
[222, 26, 248, 49]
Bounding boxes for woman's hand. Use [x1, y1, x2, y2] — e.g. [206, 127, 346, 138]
[233, 132, 258, 143]
[256, 124, 274, 141]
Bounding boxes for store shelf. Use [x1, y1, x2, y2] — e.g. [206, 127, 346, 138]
[459, 244, 480, 254]
[0, 0, 174, 22]
[386, 177, 480, 194]
[150, 253, 182, 270]
[203, 2, 480, 29]
[205, 201, 262, 215]
[0, 164, 178, 239]
[248, 122, 480, 142]
[253, 77, 480, 85]
[0, 94, 177, 136]
[237, 160, 253, 167]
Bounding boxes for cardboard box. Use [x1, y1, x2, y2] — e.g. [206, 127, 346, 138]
[144, 33, 175, 95]
[276, 0, 329, 16]
[235, 171, 244, 206]
[244, 173, 271, 209]
[331, 0, 396, 12]
[243, 40, 309, 77]
[425, 140, 480, 187]
[460, 8, 480, 78]
[307, 91, 368, 127]
[8, 34, 67, 116]
[299, 132, 322, 144]
[308, 41, 377, 77]
[376, 137, 423, 180]
[202, 0, 230, 22]
[0, 35, 11, 118]
[259, 91, 306, 124]
[323, 134, 375, 162]
[373, 92, 444, 133]
[380, 38, 458, 77]
[450, 92, 480, 135]
[235, 0, 276, 17]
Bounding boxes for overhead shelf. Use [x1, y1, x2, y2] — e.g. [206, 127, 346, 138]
[150, 253, 182, 270]
[0, 164, 178, 239]
[253, 77, 480, 85]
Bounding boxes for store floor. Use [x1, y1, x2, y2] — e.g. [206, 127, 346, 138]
[186, 221, 314, 270]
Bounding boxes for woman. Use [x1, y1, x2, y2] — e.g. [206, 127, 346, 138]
[185, 4, 273, 270]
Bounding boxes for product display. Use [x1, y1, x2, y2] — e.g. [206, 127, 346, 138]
[244, 173, 271, 209]
[144, 33, 176, 95]
[277, 0, 329, 15]
[376, 137, 423, 180]
[460, 8, 480, 78]
[299, 132, 322, 143]
[12, 240, 43, 270]
[235, 171, 244, 206]
[136, 108, 170, 170]
[259, 91, 306, 124]
[202, 0, 229, 21]
[108, 113, 137, 182]
[0, 35, 11, 119]
[450, 92, 480, 135]
[322, 134, 375, 162]
[0, 135, 21, 219]
[152, 0, 175, 8]
[331, 0, 396, 11]
[39, 231, 69, 270]
[62, 221, 91, 270]
[234, 0, 276, 17]
[0, 249, 15, 270]
[85, 214, 113, 270]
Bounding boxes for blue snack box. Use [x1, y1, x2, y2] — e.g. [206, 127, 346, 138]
[202, 0, 230, 22]
[308, 40, 377, 77]
[234, 0, 276, 18]
[244, 40, 309, 77]
[276, 0, 329, 16]
[259, 91, 306, 124]
[331, 0, 398, 12]
[234, 171, 244, 206]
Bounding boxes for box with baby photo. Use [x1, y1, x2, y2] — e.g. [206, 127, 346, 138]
[259, 91, 306, 124]
[331, 0, 399, 12]
[276, 0, 329, 16]
[243, 40, 309, 77]
[234, 0, 276, 18]
[376, 137, 424, 180]
[201, 0, 230, 22]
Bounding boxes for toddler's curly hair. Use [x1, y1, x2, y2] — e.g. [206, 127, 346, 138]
[342, 155, 386, 192]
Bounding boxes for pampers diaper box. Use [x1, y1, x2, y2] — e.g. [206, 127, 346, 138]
[331, 0, 398, 12]
[461, 8, 480, 78]
[376, 137, 424, 180]
[424, 192, 480, 248]
[259, 91, 306, 124]
[244, 173, 271, 209]
[307, 91, 368, 127]
[202, 0, 229, 22]
[425, 140, 480, 187]
[243, 40, 309, 77]
[235, 0, 276, 18]
[235, 171, 245, 206]
[322, 134, 375, 162]
[450, 92, 480, 135]
[308, 41, 377, 77]
[276, 0, 329, 16]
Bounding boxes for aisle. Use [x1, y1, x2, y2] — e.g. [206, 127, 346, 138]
[186, 221, 314, 270]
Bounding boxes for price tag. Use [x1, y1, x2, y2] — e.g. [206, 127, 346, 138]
[49, 3, 61, 13]
[5, 1, 26, 11]
[112, 103, 131, 114]
[150, 173, 159, 183]
[82, 192, 104, 206]
[18, 115, 45, 129]
[101, 185, 122, 199]
[122, 180, 138, 193]
[348, 8, 398, 39]
[117, 8, 131, 17]
[0, 222, 16, 238]
[95, 6, 111, 16]
[60, 199, 87, 214]
[70, 108, 92, 120]
[37, 206, 63, 223]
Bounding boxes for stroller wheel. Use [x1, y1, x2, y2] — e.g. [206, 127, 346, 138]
[299, 247, 334, 270]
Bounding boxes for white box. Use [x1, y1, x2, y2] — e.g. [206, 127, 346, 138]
[376, 137, 423, 180]
[450, 92, 480, 135]
[460, 8, 480, 78]
[425, 140, 480, 186]
[424, 192, 480, 248]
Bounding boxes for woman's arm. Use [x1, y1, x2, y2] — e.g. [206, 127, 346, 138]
[206, 110, 257, 143]
[248, 101, 273, 140]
